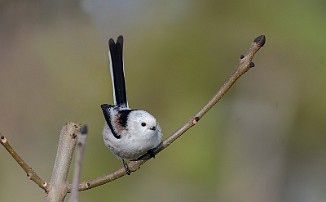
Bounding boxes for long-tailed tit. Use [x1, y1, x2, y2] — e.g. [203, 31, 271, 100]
[101, 35, 162, 175]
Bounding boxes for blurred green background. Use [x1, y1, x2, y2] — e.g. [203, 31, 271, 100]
[1, 1, 326, 202]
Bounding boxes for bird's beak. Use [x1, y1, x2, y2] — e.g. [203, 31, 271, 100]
[150, 126, 157, 131]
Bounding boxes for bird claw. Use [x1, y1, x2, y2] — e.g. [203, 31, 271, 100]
[147, 149, 156, 159]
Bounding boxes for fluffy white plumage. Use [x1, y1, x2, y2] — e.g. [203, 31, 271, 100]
[103, 110, 162, 160]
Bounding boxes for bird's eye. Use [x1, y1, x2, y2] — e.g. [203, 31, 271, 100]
[141, 122, 146, 127]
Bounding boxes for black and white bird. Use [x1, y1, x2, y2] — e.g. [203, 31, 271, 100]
[101, 35, 162, 175]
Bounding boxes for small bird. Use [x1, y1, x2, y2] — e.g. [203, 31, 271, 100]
[101, 35, 162, 175]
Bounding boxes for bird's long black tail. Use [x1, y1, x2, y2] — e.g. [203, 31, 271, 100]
[108, 35, 128, 108]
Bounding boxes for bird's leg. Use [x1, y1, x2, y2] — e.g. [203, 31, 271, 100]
[122, 159, 131, 175]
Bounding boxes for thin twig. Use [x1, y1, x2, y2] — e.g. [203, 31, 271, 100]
[69, 125, 88, 202]
[71, 35, 266, 191]
[0, 134, 49, 191]
[46, 123, 81, 202]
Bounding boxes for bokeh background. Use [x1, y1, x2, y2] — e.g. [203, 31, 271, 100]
[0, 1, 325, 202]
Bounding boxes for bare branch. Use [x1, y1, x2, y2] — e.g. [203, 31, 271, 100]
[46, 123, 81, 202]
[1, 35, 266, 199]
[72, 35, 266, 191]
[0, 134, 49, 192]
[69, 125, 88, 202]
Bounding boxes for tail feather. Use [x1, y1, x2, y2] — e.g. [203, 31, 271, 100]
[108, 35, 128, 108]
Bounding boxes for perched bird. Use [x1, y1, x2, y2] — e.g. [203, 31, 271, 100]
[101, 35, 162, 175]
